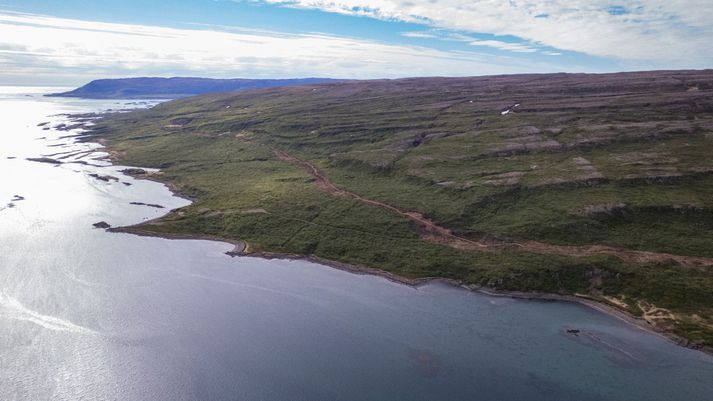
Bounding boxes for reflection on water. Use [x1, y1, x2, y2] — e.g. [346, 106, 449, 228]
[1, 87, 712, 401]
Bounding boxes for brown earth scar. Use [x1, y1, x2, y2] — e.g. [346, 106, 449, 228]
[272, 148, 713, 269]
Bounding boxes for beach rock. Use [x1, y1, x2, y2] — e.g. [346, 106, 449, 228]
[93, 221, 111, 229]
[120, 168, 148, 176]
[225, 240, 248, 257]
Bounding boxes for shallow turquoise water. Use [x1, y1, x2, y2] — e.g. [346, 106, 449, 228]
[0, 88, 711, 401]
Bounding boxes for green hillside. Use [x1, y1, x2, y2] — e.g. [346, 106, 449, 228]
[90, 70, 713, 349]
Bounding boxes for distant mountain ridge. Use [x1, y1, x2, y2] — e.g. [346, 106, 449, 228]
[49, 77, 341, 99]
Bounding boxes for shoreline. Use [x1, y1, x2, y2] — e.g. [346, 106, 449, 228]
[76, 112, 712, 357]
[110, 222, 711, 356]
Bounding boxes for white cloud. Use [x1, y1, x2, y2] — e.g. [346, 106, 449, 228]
[401, 31, 438, 39]
[261, 0, 713, 65]
[469, 39, 537, 53]
[402, 30, 540, 53]
[0, 10, 574, 85]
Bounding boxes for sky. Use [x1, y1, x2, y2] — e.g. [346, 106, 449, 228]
[0, 0, 711, 85]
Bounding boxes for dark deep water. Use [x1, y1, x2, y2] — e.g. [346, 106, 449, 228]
[1, 87, 712, 401]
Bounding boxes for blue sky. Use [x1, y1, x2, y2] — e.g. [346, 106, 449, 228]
[0, 0, 711, 85]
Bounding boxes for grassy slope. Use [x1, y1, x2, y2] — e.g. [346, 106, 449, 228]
[91, 71, 713, 348]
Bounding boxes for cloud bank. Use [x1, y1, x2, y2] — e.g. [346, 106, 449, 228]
[262, 0, 713, 65]
[0, 11, 565, 85]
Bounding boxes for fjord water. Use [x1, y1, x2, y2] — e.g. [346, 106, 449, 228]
[0, 88, 711, 401]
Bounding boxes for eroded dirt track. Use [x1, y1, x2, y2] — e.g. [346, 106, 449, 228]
[273, 149, 713, 268]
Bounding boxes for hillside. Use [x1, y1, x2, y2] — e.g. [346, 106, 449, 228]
[89, 70, 713, 349]
[49, 77, 339, 99]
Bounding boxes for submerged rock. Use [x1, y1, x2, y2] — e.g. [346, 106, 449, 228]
[129, 201, 165, 209]
[93, 221, 111, 229]
[88, 173, 119, 182]
[26, 157, 61, 165]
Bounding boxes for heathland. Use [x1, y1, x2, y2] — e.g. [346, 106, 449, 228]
[88, 70, 713, 349]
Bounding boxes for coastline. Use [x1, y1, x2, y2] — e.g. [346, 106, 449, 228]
[110, 219, 711, 356]
[76, 112, 712, 357]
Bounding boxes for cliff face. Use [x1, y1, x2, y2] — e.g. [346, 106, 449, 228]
[49, 77, 340, 99]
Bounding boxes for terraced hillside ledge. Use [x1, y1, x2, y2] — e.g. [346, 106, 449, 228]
[88, 70, 713, 351]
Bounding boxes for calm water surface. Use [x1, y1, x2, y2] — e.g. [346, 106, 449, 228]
[1, 87, 712, 401]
